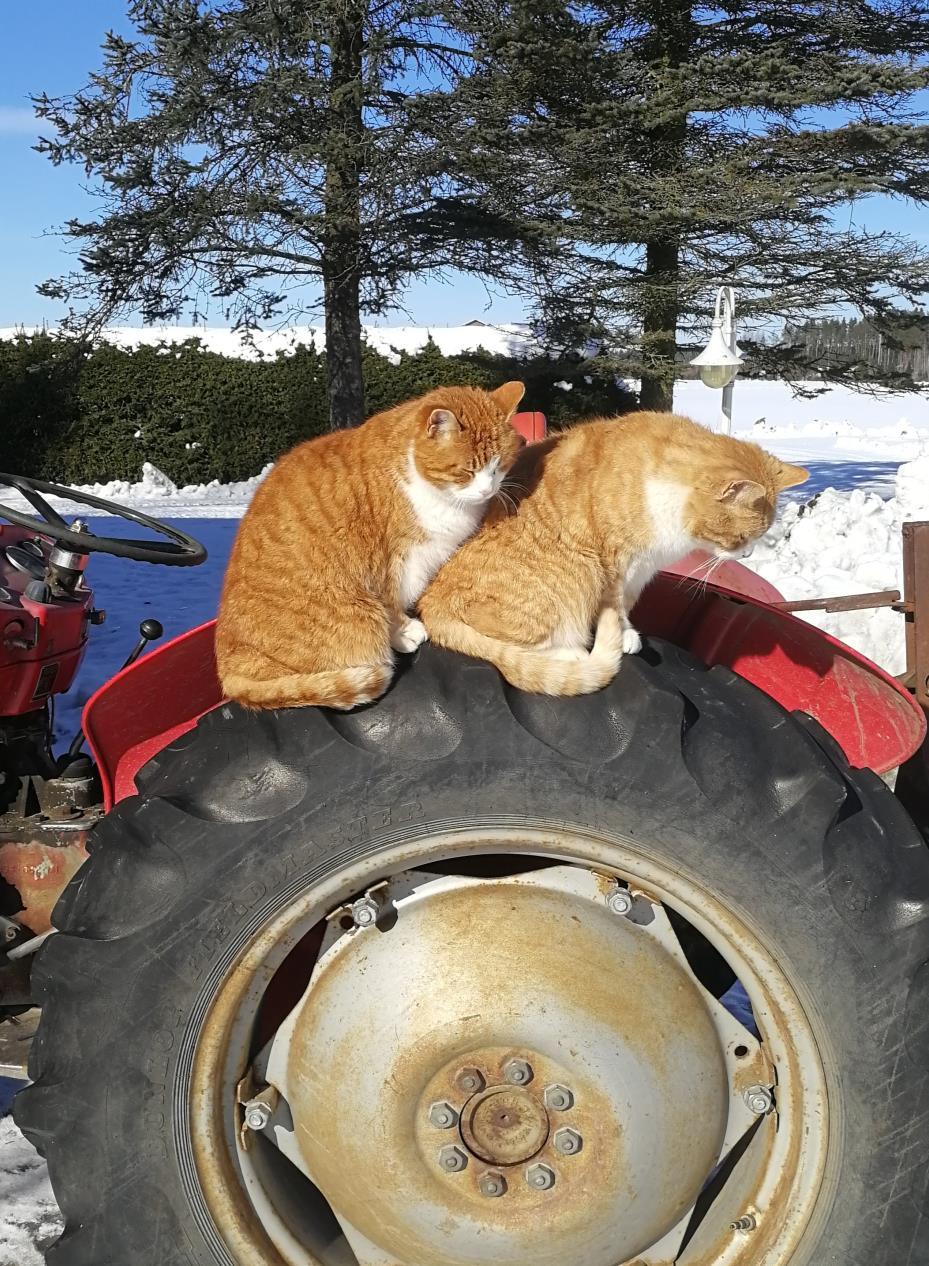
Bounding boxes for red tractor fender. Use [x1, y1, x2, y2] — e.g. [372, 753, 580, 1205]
[84, 568, 926, 810]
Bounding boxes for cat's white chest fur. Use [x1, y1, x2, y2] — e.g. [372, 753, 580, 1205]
[398, 453, 488, 609]
[624, 478, 696, 605]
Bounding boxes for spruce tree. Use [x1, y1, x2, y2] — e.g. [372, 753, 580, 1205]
[33, 0, 524, 427]
[446, 0, 929, 408]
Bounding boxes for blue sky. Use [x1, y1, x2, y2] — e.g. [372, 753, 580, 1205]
[0, 1, 525, 328]
[1, 2, 926, 331]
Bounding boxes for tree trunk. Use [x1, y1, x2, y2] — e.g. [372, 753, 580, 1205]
[323, 258, 365, 429]
[323, 4, 366, 429]
[640, 236, 680, 412]
[638, 1, 691, 413]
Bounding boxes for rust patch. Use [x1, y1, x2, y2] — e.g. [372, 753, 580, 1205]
[288, 879, 727, 1266]
[0, 832, 88, 934]
[731, 1044, 775, 1098]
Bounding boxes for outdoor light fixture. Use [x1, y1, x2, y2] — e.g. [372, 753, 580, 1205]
[691, 286, 743, 433]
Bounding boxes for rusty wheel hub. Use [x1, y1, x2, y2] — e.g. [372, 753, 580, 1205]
[189, 832, 829, 1266]
[460, 1083, 550, 1165]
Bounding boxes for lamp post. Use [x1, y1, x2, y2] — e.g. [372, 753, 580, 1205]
[690, 286, 743, 434]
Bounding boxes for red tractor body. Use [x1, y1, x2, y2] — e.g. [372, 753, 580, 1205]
[81, 572, 925, 820]
[0, 522, 94, 714]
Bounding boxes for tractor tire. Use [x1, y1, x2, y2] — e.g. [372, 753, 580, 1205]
[14, 639, 929, 1266]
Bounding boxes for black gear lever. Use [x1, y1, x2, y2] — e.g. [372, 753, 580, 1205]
[66, 620, 165, 759]
[121, 619, 165, 670]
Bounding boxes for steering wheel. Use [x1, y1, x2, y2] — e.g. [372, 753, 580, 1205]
[0, 473, 207, 566]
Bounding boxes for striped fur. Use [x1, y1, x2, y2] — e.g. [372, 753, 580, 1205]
[216, 382, 525, 710]
[420, 411, 807, 696]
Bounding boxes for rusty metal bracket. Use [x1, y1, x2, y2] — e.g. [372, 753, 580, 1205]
[774, 589, 901, 615]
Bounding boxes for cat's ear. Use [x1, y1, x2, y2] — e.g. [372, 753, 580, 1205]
[491, 380, 526, 415]
[773, 461, 809, 490]
[426, 408, 463, 439]
[718, 478, 766, 505]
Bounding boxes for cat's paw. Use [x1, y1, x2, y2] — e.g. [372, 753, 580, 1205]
[391, 618, 428, 653]
[621, 626, 642, 655]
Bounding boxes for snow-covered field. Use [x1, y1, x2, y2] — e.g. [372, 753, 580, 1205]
[2, 374, 928, 1265]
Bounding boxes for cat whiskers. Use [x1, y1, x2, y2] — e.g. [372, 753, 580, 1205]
[494, 477, 526, 517]
[680, 554, 726, 600]
[494, 487, 519, 516]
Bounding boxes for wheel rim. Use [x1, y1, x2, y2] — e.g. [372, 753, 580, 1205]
[185, 824, 831, 1266]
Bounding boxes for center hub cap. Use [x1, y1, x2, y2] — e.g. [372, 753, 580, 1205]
[460, 1086, 550, 1164]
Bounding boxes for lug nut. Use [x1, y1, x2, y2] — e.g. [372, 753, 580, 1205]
[456, 1066, 486, 1094]
[744, 1085, 774, 1115]
[553, 1126, 582, 1155]
[607, 887, 634, 916]
[478, 1171, 507, 1197]
[351, 896, 379, 928]
[526, 1163, 556, 1190]
[428, 1101, 459, 1129]
[503, 1058, 533, 1086]
[243, 1100, 272, 1131]
[439, 1144, 468, 1173]
[543, 1083, 574, 1112]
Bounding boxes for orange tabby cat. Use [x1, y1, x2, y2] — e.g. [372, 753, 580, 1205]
[419, 411, 808, 694]
[216, 382, 525, 709]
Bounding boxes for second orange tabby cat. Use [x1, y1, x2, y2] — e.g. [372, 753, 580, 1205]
[420, 411, 808, 694]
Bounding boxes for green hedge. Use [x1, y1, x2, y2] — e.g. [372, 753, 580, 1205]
[0, 333, 636, 485]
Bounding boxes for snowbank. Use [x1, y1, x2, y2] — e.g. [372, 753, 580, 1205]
[21, 462, 275, 519]
[745, 450, 929, 674]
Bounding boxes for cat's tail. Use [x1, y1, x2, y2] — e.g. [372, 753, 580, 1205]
[221, 661, 393, 711]
[425, 607, 623, 696]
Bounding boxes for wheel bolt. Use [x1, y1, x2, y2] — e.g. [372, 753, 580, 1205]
[479, 1171, 507, 1197]
[744, 1085, 774, 1115]
[351, 896, 379, 928]
[439, 1144, 468, 1173]
[607, 887, 634, 916]
[543, 1083, 574, 1111]
[526, 1163, 555, 1190]
[503, 1058, 533, 1085]
[428, 1101, 459, 1129]
[553, 1126, 582, 1156]
[456, 1066, 486, 1094]
[243, 1101, 272, 1131]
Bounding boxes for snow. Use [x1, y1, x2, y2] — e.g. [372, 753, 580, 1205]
[0, 1084, 61, 1266]
[0, 320, 539, 363]
[2, 374, 928, 1260]
[746, 458, 928, 675]
[42, 461, 276, 520]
